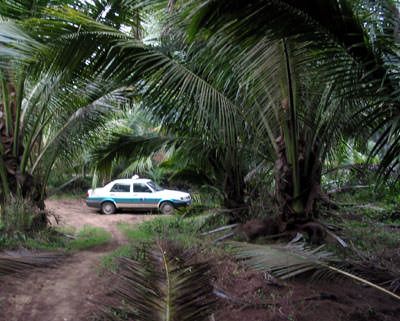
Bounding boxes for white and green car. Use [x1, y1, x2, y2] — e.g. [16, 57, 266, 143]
[86, 177, 191, 215]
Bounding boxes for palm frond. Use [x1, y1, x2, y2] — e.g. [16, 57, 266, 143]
[0, 21, 43, 63]
[0, 251, 63, 277]
[91, 132, 170, 176]
[230, 241, 400, 301]
[103, 241, 215, 321]
[181, 0, 400, 177]
[0, 0, 75, 20]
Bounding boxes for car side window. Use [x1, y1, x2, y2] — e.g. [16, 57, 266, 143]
[133, 183, 152, 193]
[110, 184, 131, 192]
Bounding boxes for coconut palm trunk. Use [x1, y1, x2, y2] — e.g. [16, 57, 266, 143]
[275, 134, 322, 221]
[0, 71, 43, 207]
[222, 166, 246, 221]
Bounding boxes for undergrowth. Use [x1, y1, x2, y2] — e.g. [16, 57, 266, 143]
[102, 213, 227, 272]
[341, 221, 400, 252]
[66, 225, 111, 250]
[0, 225, 111, 251]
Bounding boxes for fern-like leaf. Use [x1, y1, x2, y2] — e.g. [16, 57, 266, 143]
[231, 241, 400, 301]
[0, 251, 63, 277]
[103, 241, 215, 321]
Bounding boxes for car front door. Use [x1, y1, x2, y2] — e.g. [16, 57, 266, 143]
[133, 183, 159, 209]
[109, 183, 133, 208]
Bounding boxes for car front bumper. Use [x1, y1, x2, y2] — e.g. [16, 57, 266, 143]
[172, 200, 192, 207]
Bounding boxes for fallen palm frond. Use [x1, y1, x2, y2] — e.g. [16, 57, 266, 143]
[102, 241, 215, 321]
[201, 223, 238, 236]
[230, 241, 400, 301]
[0, 251, 63, 277]
[325, 229, 348, 248]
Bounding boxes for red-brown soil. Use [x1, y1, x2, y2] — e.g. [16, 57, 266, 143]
[211, 258, 400, 321]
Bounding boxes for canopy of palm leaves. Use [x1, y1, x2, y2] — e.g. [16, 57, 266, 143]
[0, 0, 146, 208]
[2, 0, 399, 219]
[62, 2, 369, 218]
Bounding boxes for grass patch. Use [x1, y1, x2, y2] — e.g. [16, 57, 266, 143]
[0, 225, 111, 252]
[0, 229, 66, 250]
[101, 214, 228, 272]
[65, 225, 111, 251]
[117, 215, 211, 246]
[341, 220, 400, 252]
[101, 244, 137, 272]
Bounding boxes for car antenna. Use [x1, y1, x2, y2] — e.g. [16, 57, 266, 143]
[132, 174, 139, 179]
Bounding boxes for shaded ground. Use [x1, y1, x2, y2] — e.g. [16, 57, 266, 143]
[212, 258, 400, 321]
[0, 199, 156, 321]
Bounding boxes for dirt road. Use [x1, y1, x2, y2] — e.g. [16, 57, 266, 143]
[0, 199, 156, 321]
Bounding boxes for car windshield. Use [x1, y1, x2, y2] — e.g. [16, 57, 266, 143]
[147, 181, 163, 191]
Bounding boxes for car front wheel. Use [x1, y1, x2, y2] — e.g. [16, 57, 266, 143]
[101, 201, 116, 215]
[160, 202, 174, 215]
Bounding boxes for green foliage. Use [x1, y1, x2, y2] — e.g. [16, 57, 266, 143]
[0, 225, 111, 251]
[333, 185, 400, 211]
[117, 216, 204, 246]
[0, 228, 65, 251]
[342, 221, 400, 252]
[65, 225, 111, 251]
[0, 196, 36, 232]
[1, 0, 400, 227]
[101, 244, 134, 272]
[0, 0, 144, 207]
[102, 213, 227, 272]
[47, 176, 92, 197]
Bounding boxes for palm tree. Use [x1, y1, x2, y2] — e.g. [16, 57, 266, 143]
[5, 0, 398, 223]
[92, 0, 397, 221]
[182, 0, 400, 177]
[0, 0, 145, 214]
[81, 17, 364, 221]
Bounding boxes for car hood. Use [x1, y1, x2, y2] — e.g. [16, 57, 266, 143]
[154, 189, 190, 198]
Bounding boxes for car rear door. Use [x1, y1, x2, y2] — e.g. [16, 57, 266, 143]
[109, 183, 133, 208]
[133, 183, 160, 209]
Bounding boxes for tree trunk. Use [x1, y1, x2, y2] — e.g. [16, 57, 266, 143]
[0, 75, 46, 231]
[223, 167, 247, 223]
[275, 134, 322, 222]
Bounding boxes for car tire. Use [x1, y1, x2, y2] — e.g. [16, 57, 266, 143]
[101, 201, 116, 215]
[160, 201, 174, 215]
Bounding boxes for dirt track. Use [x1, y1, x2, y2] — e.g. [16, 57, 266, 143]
[0, 198, 156, 321]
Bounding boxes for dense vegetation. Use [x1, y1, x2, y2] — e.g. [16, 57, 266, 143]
[1, 0, 400, 320]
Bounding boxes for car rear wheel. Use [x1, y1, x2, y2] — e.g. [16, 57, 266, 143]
[101, 201, 116, 215]
[160, 201, 174, 215]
